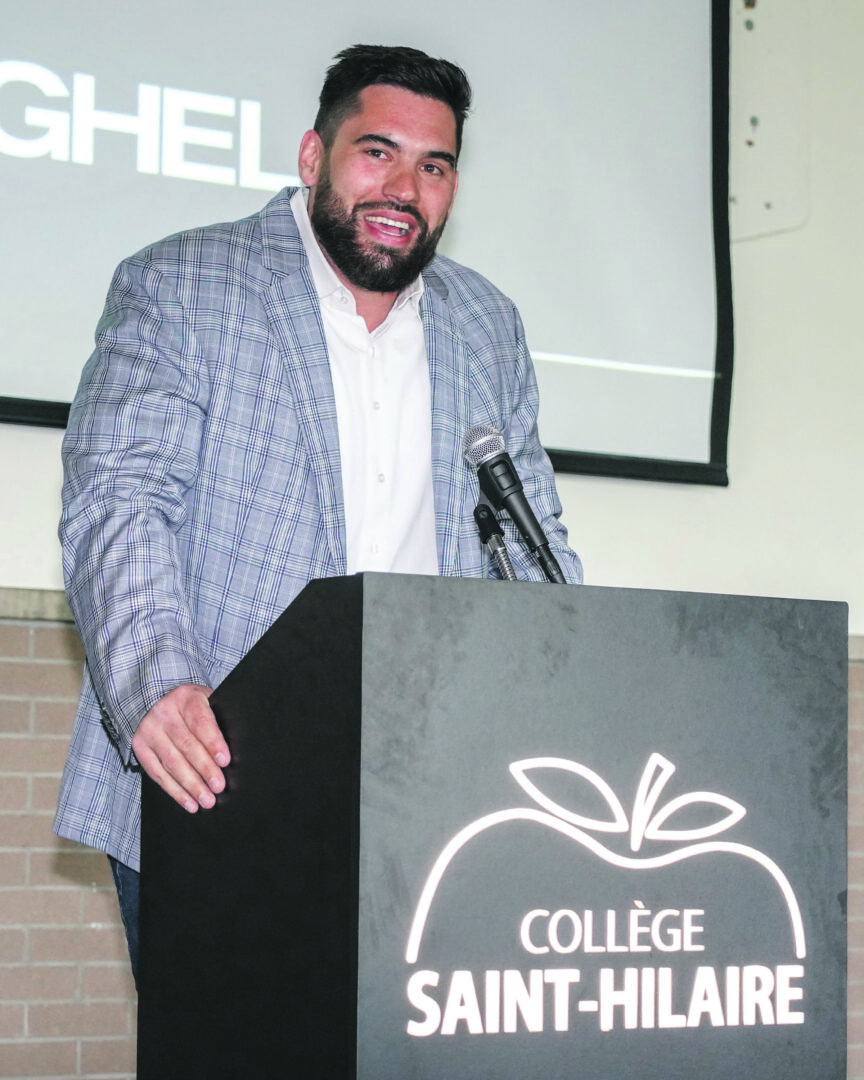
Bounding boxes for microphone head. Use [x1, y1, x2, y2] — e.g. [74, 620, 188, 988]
[463, 424, 505, 469]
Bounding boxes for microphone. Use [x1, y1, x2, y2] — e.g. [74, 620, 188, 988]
[463, 425, 567, 585]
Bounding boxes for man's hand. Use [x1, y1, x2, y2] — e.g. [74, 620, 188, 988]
[131, 685, 230, 814]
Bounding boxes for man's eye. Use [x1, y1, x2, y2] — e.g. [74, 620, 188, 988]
[366, 148, 387, 158]
[422, 163, 443, 175]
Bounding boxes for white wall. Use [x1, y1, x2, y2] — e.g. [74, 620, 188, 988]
[1, 1, 862, 633]
[0, 424, 64, 591]
[555, 0, 863, 634]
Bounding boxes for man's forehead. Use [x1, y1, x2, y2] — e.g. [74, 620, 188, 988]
[336, 84, 457, 152]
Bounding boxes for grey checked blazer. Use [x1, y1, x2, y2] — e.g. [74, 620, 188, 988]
[53, 188, 582, 870]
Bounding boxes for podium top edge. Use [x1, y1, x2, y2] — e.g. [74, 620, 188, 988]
[333, 573, 849, 615]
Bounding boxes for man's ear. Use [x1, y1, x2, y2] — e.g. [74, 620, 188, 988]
[298, 129, 325, 186]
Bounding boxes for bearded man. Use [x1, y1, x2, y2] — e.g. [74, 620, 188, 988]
[54, 44, 583, 981]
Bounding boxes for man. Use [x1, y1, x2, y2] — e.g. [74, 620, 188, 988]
[54, 44, 582, 980]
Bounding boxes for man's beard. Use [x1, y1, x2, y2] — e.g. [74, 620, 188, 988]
[309, 173, 446, 293]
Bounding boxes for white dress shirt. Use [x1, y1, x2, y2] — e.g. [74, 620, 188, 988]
[291, 189, 439, 576]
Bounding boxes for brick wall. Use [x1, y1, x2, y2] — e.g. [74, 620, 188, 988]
[0, 592, 861, 1079]
[1, 598, 135, 1080]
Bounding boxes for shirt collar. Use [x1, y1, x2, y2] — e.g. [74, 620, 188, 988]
[290, 188, 424, 315]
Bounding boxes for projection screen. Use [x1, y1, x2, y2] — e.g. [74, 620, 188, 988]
[0, 0, 732, 485]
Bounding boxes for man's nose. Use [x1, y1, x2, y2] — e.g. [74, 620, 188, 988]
[382, 163, 419, 204]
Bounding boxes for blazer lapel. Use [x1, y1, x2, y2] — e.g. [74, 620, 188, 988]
[260, 265, 347, 576]
[420, 270, 472, 577]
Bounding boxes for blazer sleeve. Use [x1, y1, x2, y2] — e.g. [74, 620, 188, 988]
[60, 255, 214, 762]
[497, 305, 584, 586]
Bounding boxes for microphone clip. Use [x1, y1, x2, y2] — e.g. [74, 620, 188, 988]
[473, 502, 518, 582]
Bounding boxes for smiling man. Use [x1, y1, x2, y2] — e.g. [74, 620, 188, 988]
[303, 82, 459, 320]
[54, 44, 583, 982]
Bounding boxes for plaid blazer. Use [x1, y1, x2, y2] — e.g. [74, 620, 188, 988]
[54, 188, 582, 869]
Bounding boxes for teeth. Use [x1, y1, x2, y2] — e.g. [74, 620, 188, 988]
[366, 215, 410, 233]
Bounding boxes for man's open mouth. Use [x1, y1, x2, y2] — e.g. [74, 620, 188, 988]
[364, 214, 413, 237]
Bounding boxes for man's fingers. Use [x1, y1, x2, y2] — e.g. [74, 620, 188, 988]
[131, 684, 227, 813]
[144, 725, 220, 805]
[182, 690, 231, 769]
[132, 739, 206, 814]
[159, 710, 225, 793]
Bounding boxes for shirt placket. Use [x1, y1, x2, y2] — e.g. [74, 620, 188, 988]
[367, 331, 390, 567]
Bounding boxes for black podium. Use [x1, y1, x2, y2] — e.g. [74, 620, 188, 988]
[138, 575, 847, 1079]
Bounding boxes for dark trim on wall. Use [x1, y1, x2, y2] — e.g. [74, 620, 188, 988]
[0, 396, 69, 428]
[547, 450, 728, 487]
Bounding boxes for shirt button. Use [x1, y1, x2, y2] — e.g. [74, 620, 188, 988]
[373, 400, 382, 411]
[377, 473, 386, 483]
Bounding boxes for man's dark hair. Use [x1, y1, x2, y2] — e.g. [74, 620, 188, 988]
[314, 44, 472, 159]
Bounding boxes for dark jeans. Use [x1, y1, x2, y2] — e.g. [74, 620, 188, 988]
[108, 855, 140, 988]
